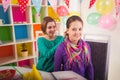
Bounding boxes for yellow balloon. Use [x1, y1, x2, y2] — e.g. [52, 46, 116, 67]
[68, 11, 80, 17]
[96, 0, 115, 15]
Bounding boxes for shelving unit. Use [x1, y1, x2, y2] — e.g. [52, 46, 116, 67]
[0, 0, 61, 67]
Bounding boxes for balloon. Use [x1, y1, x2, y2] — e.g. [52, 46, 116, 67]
[68, 11, 80, 17]
[98, 15, 116, 29]
[61, 16, 68, 25]
[56, 5, 69, 16]
[87, 12, 101, 25]
[96, 0, 115, 15]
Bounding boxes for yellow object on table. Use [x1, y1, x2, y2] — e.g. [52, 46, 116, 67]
[23, 64, 42, 80]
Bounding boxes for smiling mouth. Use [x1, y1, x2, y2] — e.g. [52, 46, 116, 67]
[50, 31, 55, 34]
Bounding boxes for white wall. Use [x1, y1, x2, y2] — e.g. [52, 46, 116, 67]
[70, 0, 120, 80]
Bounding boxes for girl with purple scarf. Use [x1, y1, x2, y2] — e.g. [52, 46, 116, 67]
[54, 16, 94, 80]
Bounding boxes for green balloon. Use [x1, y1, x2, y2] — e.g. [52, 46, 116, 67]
[61, 16, 68, 25]
[87, 12, 101, 25]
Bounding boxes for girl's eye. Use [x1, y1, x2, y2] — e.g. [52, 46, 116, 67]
[47, 26, 52, 29]
[47, 26, 56, 29]
[72, 28, 76, 31]
[53, 26, 56, 28]
[79, 28, 82, 31]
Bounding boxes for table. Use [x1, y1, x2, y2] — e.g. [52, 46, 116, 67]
[0, 66, 86, 80]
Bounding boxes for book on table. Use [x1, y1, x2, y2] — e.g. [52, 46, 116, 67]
[51, 71, 87, 80]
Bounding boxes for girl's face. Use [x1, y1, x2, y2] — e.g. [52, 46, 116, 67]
[67, 20, 83, 45]
[46, 21, 57, 38]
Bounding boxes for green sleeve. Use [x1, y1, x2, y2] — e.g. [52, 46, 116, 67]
[37, 37, 63, 58]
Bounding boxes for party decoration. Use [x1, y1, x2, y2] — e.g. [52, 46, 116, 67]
[23, 64, 42, 80]
[18, 0, 28, 14]
[64, 0, 70, 8]
[98, 15, 116, 29]
[48, 0, 57, 10]
[96, 0, 115, 15]
[115, 0, 120, 15]
[2, 0, 11, 12]
[87, 12, 101, 25]
[48, 7, 60, 22]
[56, 5, 69, 16]
[32, 0, 42, 14]
[11, 0, 18, 4]
[68, 11, 80, 17]
[61, 16, 68, 25]
[89, 0, 96, 8]
[31, 64, 42, 80]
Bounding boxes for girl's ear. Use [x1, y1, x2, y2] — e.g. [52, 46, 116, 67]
[64, 29, 69, 37]
[66, 29, 69, 33]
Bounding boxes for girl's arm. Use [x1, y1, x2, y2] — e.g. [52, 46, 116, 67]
[54, 44, 63, 71]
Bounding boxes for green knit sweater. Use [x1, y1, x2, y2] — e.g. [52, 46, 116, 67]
[36, 36, 64, 72]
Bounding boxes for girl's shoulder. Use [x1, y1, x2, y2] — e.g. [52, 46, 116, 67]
[37, 37, 45, 41]
[37, 37, 46, 44]
[57, 41, 66, 49]
[56, 35, 64, 39]
[55, 36, 64, 42]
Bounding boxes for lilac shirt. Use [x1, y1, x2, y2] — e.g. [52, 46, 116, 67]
[54, 40, 94, 80]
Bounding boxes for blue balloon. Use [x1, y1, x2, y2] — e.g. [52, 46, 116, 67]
[32, 0, 42, 14]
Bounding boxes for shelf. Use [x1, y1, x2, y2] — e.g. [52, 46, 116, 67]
[18, 58, 34, 68]
[17, 55, 35, 62]
[33, 24, 42, 39]
[0, 45, 15, 57]
[0, 24, 13, 26]
[16, 42, 33, 60]
[0, 26, 14, 44]
[0, 0, 63, 67]
[14, 25, 32, 42]
[0, 42, 14, 47]
[0, 56, 16, 66]
[15, 39, 32, 43]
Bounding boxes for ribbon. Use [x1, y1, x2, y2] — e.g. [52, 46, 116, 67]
[18, 0, 29, 14]
[48, 0, 57, 10]
[2, 0, 11, 12]
[64, 0, 70, 8]
[115, 0, 120, 16]
[89, 0, 96, 8]
[32, 0, 42, 14]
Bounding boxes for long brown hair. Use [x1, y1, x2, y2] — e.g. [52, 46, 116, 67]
[41, 16, 56, 34]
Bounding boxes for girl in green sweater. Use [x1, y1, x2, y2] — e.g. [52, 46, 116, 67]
[36, 16, 64, 72]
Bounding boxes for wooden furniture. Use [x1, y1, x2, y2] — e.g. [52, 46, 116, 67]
[0, 0, 61, 67]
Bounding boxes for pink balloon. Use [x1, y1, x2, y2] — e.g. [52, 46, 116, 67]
[98, 15, 116, 29]
[56, 5, 69, 16]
